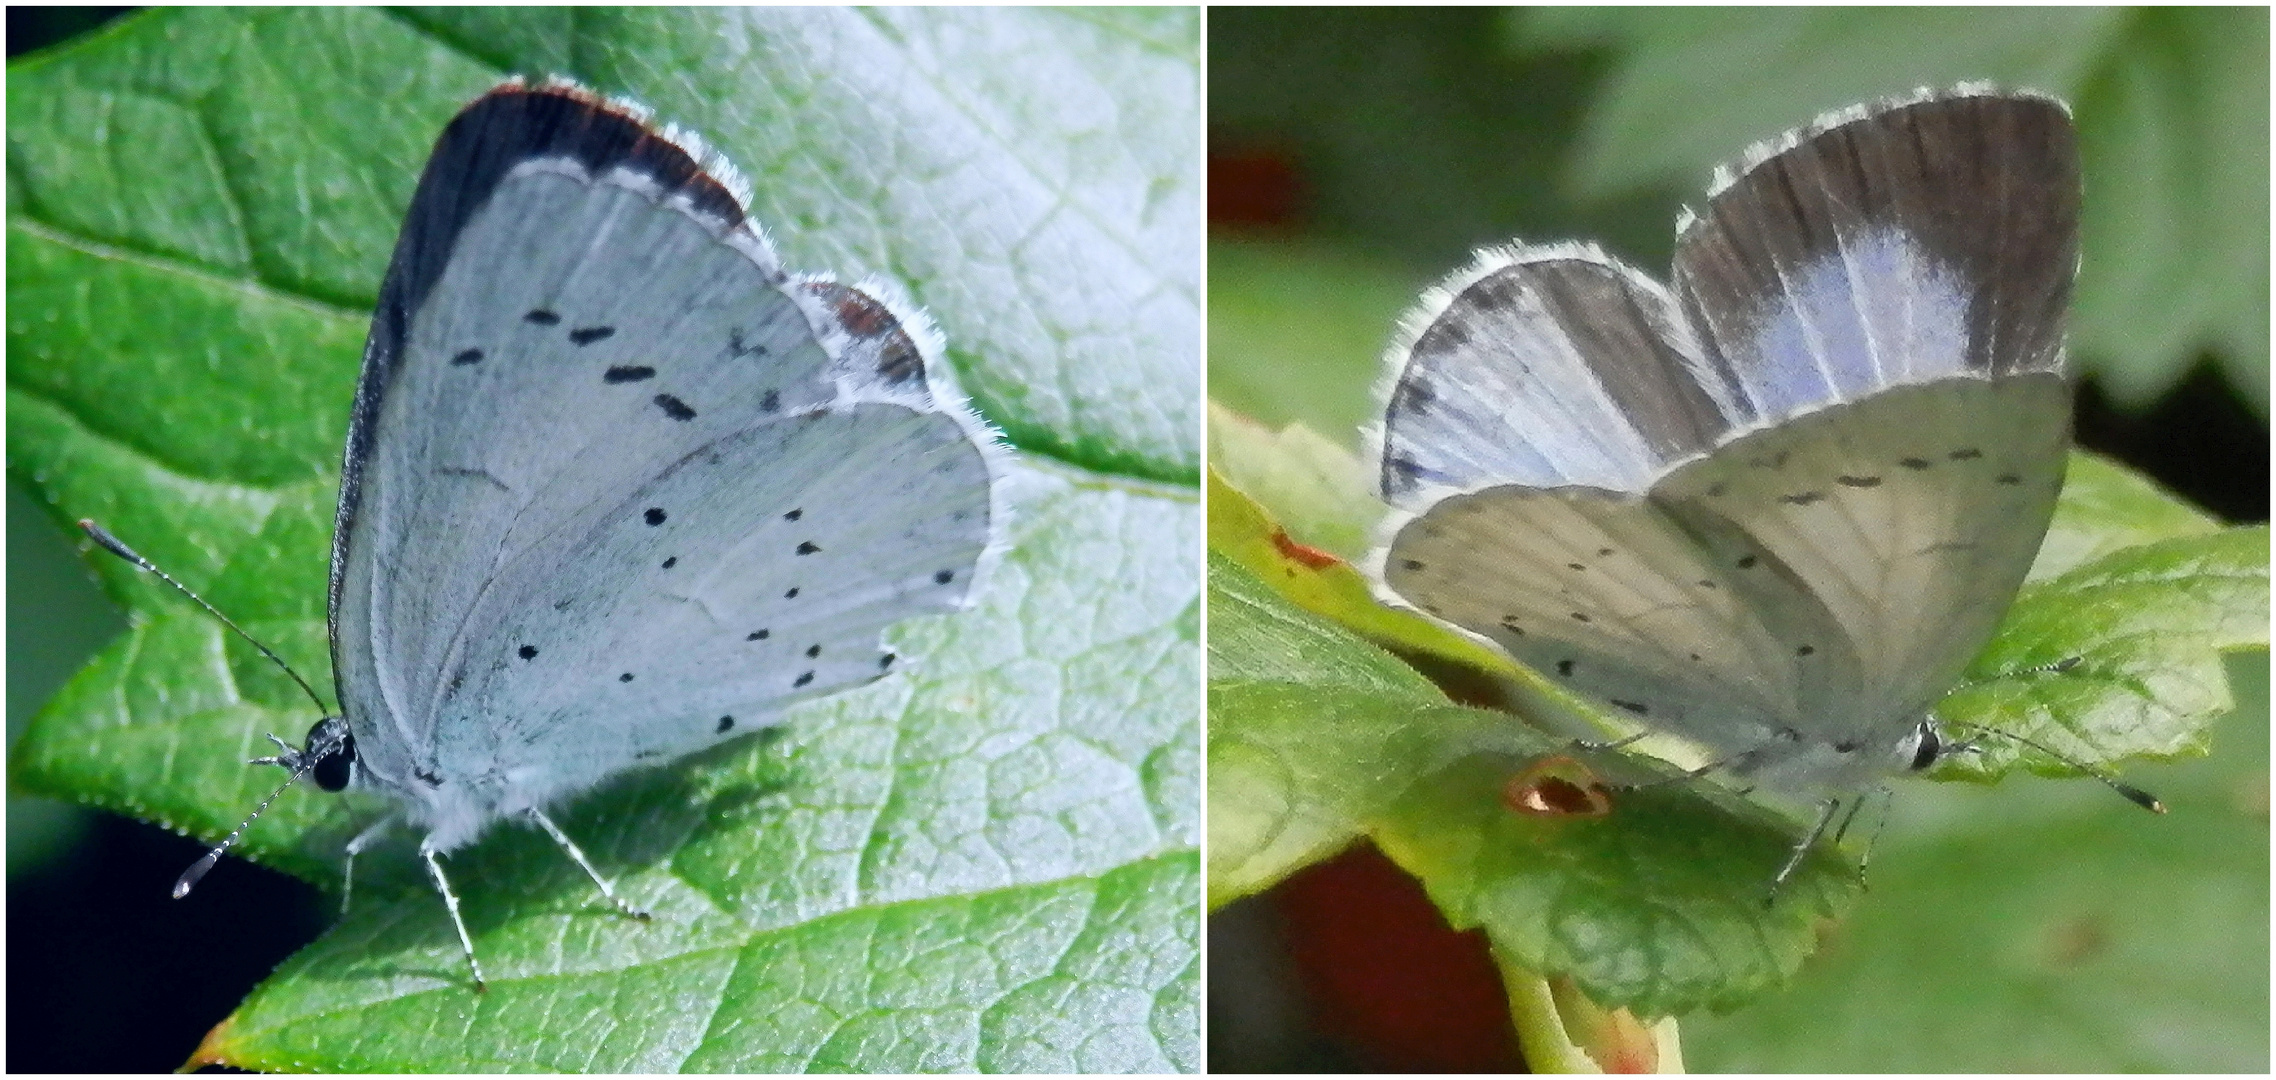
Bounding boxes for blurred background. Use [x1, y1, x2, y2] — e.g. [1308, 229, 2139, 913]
[1207, 6, 2266, 1073]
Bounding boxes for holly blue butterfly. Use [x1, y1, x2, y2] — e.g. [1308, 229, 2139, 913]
[127, 78, 1008, 988]
[1367, 85, 2156, 889]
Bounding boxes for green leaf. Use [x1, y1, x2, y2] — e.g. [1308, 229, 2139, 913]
[1207, 402, 1382, 562]
[1207, 552, 1861, 1017]
[1940, 524, 2270, 780]
[1207, 464, 1521, 684]
[1515, 6, 2269, 415]
[10, 7, 1196, 1072]
[1685, 653, 2269, 1071]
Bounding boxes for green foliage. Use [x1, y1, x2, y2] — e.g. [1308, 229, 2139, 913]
[1685, 654, 2269, 1072]
[10, 7, 1197, 1072]
[1207, 410, 2268, 1019]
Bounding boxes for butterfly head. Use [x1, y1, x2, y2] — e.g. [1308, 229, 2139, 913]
[1899, 718, 1950, 773]
[300, 716, 359, 793]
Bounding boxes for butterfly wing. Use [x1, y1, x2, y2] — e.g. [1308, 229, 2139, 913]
[1383, 484, 1850, 756]
[1376, 246, 1735, 502]
[1672, 89, 2077, 419]
[1378, 250, 1841, 755]
[1660, 87, 2079, 729]
[1375, 88, 2079, 785]
[332, 84, 999, 814]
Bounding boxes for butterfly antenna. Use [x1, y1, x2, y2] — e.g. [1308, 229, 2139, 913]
[172, 748, 321, 899]
[1954, 722, 2166, 814]
[78, 519, 331, 716]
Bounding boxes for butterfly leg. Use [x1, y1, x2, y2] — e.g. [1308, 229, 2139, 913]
[419, 842, 485, 991]
[340, 813, 398, 916]
[1573, 730, 1650, 753]
[528, 807, 652, 921]
[1851, 786, 1897, 889]
[1765, 798, 1843, 906]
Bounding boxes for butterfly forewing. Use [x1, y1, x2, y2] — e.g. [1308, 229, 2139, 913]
[1379, 251, 1734, 504]
[1673, 92, 2077, 420]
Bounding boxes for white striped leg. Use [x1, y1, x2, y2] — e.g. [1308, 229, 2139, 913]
[420, 843, 485, 992]
[528, 807, 651, 921]
[339, 814, 397, 916]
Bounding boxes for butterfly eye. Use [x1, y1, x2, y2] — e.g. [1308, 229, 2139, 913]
[305, 719, 357, 793]
[1906, 724, 1943, 771]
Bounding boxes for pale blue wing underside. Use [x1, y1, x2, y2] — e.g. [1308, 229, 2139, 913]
[336, 151, 993, 821]
[1373, 88, 2080, 792]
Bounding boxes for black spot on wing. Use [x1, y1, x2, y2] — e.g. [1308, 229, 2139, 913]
[1778, 491, 1825, 506]
[661, 556, 677, 569]
[604, 365, 656, 383]
[518, 644, 537, 660]
[1949, 447, 1983, 460]
[797, 541, 821, 555]
[934, 570, 956, 585]
[644, 507, 667, 526]
[728, 329, 767, 358]
[785, 587, 800, 598]
[619, 672, 634, 683]
[747, 629, 770, 640]
[805, 644, 821, 658]
[524, 309, 561, 325]
[1899, 457, 1932, 470]
[760, 389, 780, 412]
[654, 394, 696, 421]
[1837, 475, 1882, 487]
[879, 653, 896, 670]
[451, 348, 484, 366]
[793, 671, 814, 688]
[569, 326, 616, 346]
[717, 715, 735, 733]
[785, 508, 803, 521]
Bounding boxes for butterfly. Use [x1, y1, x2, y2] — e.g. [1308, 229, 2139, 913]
[1367, 85, 2155, 889]
[138, 78, 1007, 988]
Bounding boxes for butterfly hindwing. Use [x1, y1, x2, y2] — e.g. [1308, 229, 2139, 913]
[1655, 376, 2070, 728]
[1383, 484, 1851, 754]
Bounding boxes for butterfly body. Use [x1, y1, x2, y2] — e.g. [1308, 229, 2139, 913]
[1372, 87, 2078, 807]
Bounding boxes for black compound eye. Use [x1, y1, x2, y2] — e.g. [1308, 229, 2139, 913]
[1908, 725, 1942, 772]
[306, 720, 356, 793]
